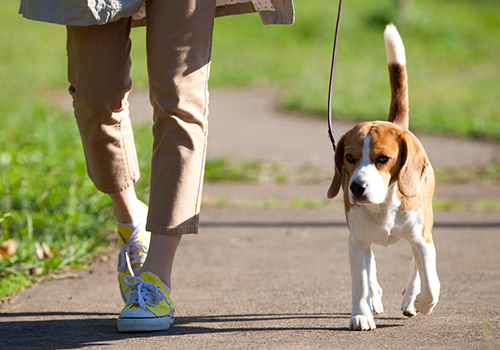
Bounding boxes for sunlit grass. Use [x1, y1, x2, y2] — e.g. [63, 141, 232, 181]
[0, 102, 114, 300]
[202, 193, 329, 210]
[210, 0, 500, 140]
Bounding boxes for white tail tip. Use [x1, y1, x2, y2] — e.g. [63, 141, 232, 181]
[384, 24, 406, 65]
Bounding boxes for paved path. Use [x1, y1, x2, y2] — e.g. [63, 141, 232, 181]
[3, 89, 500, 349]
[2, 209, 499, 350]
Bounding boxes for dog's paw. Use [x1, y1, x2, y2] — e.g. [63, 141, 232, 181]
[349, 314, 376, 331]
[415, 290, 439, 315]
[371, 288, 384, 315]
[401, 287, 417, 317]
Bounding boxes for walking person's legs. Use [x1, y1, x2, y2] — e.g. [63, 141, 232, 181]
[67, 18, 139, 197]
[66, 17, 152, 305]
[67, 17, 146, 228]
[117, 0, 215, 332]
[67, 0, 216, 332]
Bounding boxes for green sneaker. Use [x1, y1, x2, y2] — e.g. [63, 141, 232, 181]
[117, 272, 175, 332]
[116, 202, 150, 303]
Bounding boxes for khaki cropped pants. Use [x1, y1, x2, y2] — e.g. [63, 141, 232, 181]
[67, 0, 215, 235]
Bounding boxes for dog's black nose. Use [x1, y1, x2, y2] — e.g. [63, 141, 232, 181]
[350, 181, 367, 198]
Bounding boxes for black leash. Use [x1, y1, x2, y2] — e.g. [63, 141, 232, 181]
[327, 0, 344, 152]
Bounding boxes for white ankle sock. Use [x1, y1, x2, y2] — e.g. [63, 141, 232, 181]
[115, 215, 146, 231]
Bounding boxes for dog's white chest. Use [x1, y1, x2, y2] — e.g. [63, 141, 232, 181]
[346, 188, 423, 246]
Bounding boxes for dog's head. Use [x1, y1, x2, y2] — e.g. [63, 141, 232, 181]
[327, 121, 430, 205]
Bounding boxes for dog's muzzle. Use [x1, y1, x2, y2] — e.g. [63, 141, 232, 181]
[350, 180, 368, 200]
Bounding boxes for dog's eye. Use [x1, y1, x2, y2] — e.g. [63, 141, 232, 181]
[377, 155, 390, 165]
[346, 154, 355, 164]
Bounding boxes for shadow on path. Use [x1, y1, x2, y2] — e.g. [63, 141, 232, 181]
[1, 311, 404, 349]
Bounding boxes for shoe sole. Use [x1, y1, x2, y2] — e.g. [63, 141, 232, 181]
[117, 315, 174, 333]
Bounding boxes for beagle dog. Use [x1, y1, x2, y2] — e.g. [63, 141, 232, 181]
[327, 24, 440, 331]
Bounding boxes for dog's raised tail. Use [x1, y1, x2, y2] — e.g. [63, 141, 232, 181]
[384, 24, 409, 130]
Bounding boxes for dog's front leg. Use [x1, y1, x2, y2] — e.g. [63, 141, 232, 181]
[369, 251, 384, 315]
[411, 240, 440, 315]
[401, 250, 420, 317]
[348, 234, 376, 330]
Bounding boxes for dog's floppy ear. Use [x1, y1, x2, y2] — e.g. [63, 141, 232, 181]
[327, 136, 345, 199]
[398, 131, 430, 198]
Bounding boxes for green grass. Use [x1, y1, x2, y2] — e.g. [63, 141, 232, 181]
[0, 5, 114, 299]
[202, 193, 329, 210]
[432, 198, 500, 212]
[2, 0, 499, 139]
[0, 0, 499, 299]
[435, 163, 500, 184]
[209, 0, 500, 140]
[0, 102, 114, 299]
[205, 157, 262, 182]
